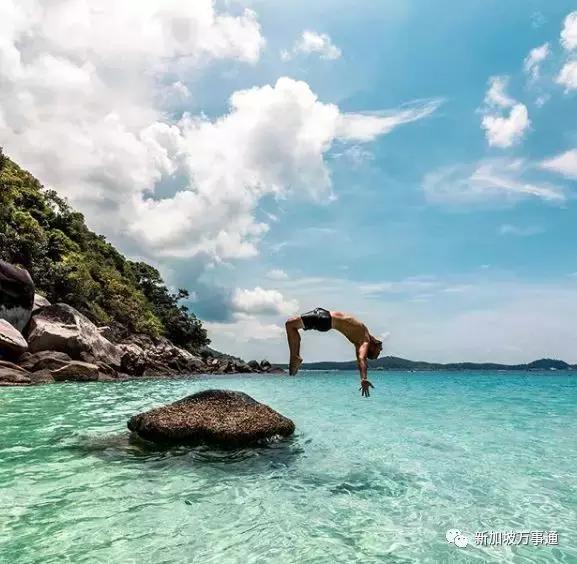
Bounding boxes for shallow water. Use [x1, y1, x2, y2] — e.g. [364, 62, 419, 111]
[1, 371, 577, 563]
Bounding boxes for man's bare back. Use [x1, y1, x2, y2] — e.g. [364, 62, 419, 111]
[285, 307, 383, 395]
[330, 311, 371, 347]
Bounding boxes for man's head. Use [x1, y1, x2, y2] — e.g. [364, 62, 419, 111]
[367, 335, 383, 359]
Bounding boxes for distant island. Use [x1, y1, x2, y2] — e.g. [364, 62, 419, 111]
[285, 356, 576, 371]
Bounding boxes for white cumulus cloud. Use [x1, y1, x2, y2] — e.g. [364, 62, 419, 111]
[484, 76, 517, 108]
[523, 43, 550, 80]
[124, 78, 439, 260]
[232, 287, 298, 315]
[557, 12, 577, 90]
[557, 60, 577, 90]
[481, 77, 530, 148]
[0, 0, 442, 339]
[204, 313, 285, 344]
[560, 11, 577, 50]
[282, 30, 342, 61]
[0, 8, 439, 264]
[0, 0, 266, 260]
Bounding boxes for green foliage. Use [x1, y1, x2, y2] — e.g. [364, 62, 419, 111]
[0, 148, 209, 350]
[129, 262, 208, 349]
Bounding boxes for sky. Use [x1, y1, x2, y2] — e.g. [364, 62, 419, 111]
[2, 0, 577, 363]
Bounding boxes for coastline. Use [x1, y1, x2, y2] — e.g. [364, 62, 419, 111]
[289, 356, 577, 372]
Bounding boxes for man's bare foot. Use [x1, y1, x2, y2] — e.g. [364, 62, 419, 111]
[289, 356, 303, 375]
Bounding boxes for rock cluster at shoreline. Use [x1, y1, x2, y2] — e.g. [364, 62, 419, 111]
[0, 261, 284, 386]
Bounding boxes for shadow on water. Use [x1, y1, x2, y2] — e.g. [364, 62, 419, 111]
[61, 431, 305, 472]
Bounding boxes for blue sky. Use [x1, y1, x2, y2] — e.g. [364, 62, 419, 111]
[2, 0, 577, 363]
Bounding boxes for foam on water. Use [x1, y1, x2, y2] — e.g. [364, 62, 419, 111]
[1, 371, 577, 563]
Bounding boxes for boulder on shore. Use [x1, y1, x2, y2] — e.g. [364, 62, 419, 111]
[18, 350, 72, 372]
[127, 389, 295, 447]
[27, 304, 121, 367]
[118, 334, 205, 377]
[0, 260, 35, 332]
[29, 369, 55, 385]
[0, 359, 29, 373]
[0, 319, 28, 359]
[0, 366, 31, 385]
[32, 294, 51, 312]
[51, 361, 100, 382]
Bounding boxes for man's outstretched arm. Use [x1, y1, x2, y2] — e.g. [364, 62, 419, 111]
[356, 342, 369, 381]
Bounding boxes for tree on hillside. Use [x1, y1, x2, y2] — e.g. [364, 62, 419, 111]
[130, 262, 209, 350]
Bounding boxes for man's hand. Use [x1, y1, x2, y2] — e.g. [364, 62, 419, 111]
[360, 379, 374, 397]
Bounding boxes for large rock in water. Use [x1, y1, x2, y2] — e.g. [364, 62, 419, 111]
[0, 319, 28, 358]
[127, 390, 295, 447]
[27, 304, 121, 367]
[0, 260, 35, 332]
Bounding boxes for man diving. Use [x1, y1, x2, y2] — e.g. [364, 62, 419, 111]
[285, 308, 383, 395]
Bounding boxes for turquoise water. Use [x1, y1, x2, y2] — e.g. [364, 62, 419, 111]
[1, 371, 577, 563]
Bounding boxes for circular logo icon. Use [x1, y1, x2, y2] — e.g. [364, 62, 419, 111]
[446, 529, 460, 543]
[454, 534, 469, 548]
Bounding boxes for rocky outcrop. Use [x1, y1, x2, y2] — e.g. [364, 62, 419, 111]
[0, 366, 31, 386]
[0, 260, 284, 385]
[0, 260, 35, 332]
[117, 334, 205, 377]
[243, 359, 283, 374]
[127, 389, 295, 447]
[205, 358, 253, 374]
[32, 294, 51, 312]
[119, 344, 147, 376]
[19, 350, 73, 372]
[51, 361, 100, 382]
[29, 369, 55, 384]
[0, 319, 28, 358]
[27, 304, 121, 367]
[202, 356, 284, 375]
[199, 346, 243, 364]
[0, 359, 28, 373]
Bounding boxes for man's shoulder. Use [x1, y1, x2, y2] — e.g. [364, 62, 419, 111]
[355, 339, 371, 355]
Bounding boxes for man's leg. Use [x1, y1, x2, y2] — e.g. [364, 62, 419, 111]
[285, 316, 304, 375]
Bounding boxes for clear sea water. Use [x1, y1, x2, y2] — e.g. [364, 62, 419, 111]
[1, 371, 577, 564]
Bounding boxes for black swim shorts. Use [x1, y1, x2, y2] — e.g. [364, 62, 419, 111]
[301, 307, 332, 332]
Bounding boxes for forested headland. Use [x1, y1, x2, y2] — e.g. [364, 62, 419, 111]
[0, 148, 208, 352]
